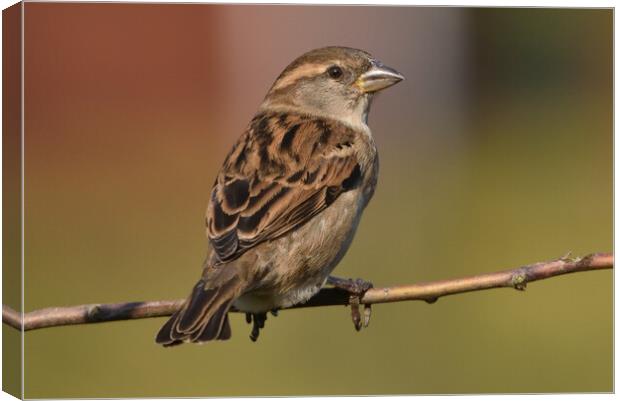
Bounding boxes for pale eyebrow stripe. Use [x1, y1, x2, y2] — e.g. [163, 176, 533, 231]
[271, 63, 331, 91]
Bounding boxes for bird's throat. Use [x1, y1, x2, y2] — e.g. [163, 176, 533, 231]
[260, 95, 372, 134]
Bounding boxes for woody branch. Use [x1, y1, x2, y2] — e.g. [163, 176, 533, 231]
[2, 252, 613, 332]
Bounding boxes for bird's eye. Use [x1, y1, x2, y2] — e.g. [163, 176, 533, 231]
[327, 65, 343, 79]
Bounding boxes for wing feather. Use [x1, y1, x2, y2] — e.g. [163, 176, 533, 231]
[206, 112, 363, 264]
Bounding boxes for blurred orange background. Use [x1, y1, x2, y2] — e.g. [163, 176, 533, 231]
[14, 4, 612, 397]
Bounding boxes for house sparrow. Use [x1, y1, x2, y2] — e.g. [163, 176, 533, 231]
[156, 46, 403, 346]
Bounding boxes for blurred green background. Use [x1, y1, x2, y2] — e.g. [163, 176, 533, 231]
[17, 5, 611, 397]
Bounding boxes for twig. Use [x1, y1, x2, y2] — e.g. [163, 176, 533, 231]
[3, 252, 612, 332]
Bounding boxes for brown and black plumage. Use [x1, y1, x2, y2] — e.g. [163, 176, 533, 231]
[156, 46, 403, 346]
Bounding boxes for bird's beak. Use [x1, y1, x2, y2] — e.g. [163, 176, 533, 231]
[355, 61, 405, 93]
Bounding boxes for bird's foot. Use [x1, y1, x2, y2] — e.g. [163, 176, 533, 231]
[326, 276, 373, 331]
[245, 309, 279, 342]
[327, 276, 373, 294]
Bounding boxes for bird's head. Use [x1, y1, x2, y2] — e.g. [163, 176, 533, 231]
[261, 46, 404, 128]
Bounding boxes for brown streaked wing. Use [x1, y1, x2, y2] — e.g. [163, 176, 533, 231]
[206, 112, 362, 264]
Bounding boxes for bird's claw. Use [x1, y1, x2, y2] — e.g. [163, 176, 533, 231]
[246, 312, 269, 342]
[327, 276, 373, 331]
[327, 276, 373, 294]
[245, 309, 279, 341]
[349, 295, 372, 331]
[349, 295, 362, 331]
[363, 303, 372, 328]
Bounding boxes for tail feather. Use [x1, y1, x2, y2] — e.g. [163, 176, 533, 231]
[176, 283, 218, 333]
[191, 299, 233, 342]
[155, 271, 243, 346]
[155, 310, 183, 345]
[218, 314, 232, 340]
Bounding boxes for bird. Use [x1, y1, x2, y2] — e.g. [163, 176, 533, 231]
[156, 46, 404, 346]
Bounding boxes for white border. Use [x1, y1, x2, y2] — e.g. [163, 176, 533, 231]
[0, 2, 615, 401]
